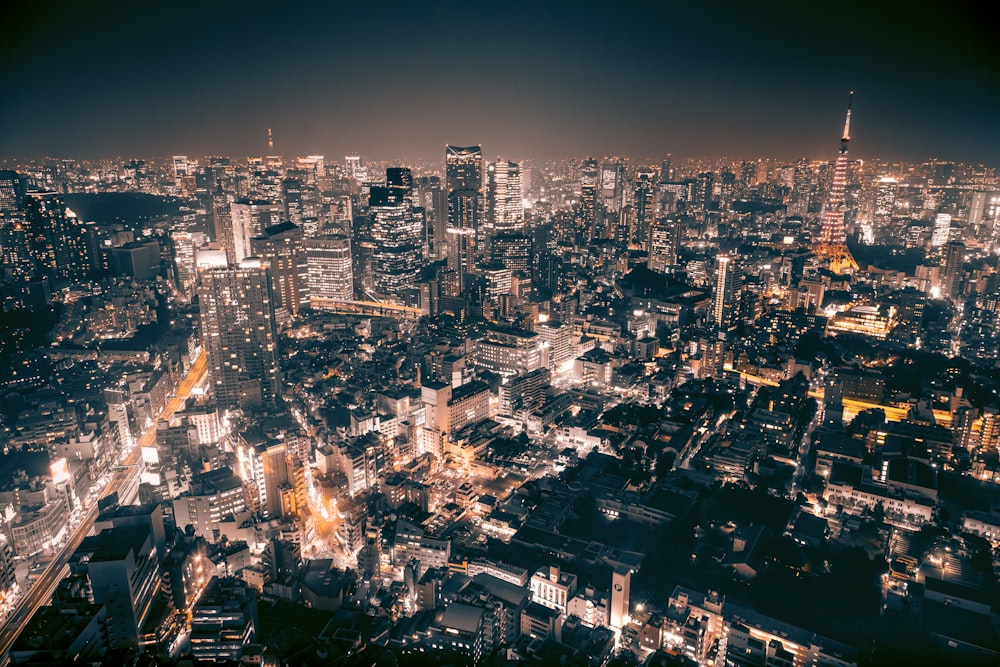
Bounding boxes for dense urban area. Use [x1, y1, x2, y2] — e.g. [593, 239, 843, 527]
[0, 103, 999, 667]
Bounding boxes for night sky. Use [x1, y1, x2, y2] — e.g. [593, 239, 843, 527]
[3, 0, 998, 165]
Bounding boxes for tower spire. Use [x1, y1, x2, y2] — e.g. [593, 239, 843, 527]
[814, 91, 859, 274]
[842, 91, 853, 143]
[267, 128, 274, 153]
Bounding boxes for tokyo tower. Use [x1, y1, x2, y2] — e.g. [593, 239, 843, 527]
[813, 92, 859, 274]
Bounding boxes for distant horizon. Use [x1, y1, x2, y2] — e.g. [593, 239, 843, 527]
[2, 148, 995, 172]
[4, 1, 998, 169]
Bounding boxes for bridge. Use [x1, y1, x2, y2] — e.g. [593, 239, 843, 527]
[309, 297, 422, 321]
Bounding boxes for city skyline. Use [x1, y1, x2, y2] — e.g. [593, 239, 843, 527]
[3, 0, 999, 165]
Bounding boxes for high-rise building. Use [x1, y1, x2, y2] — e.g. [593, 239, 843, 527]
[0, 170, 31, 276]
[196, 253, 281, 412]
[486, 158, 524, 236]
[446, 145, 483, 192]
[305, 234, 354, 302]
[446, 146, 484, 289]
[490, 232, 532, 277]
[281, 178, 304, 226]
[80, 525, 160, 650]
[579, 158, 600, 241]
[813, 93, 860, 273]
[345, 154, 366, 182]
[370, 182, 423, 300]
[648, 217, 679, 273]
[23, 190, 94, 283]
[932, 213, 951, 247]
[738, 160, 757, 198]
[250, 221, 309, 317]
[600, 161, 625, 213]
[447, 189, 480, 290]
[631, 171, 656, 248]
[189, 577, 258, 662]
[713, 255, 740, 326]
[229, 199, 281, 263]
[874, 177, 897, 227]
[942, 241, 964, 301]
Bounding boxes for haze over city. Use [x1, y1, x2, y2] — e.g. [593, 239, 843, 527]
[3, 0, 999, 164]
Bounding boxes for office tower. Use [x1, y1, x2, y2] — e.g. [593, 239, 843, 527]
[447, 189, 480, 290]
[738, 160, 757, 198]
[446, 146, 483, 289]
[486, 158, 524, 235]
[229, 199, 281, 263]
[81, 525, 160, 649]
[0, 170, 32, 275]
[446, 145, 483, 192]
[281, 177, 304, 225]
[0, 169, 27, 220]
[250, 221, 309, 317]
[647, 216, 679, 273]
[196, 253, 281, 412]
[387, 166, 413, 190]
[789, 160, 811, 217]
[713, 255, 740, 326]
[305, 234, 354, 302]
[109, 239, 161, 281]
[600, 161, 624, 213]
[23, 190, 94, 283]
[579, 158, 600, 240]
[172, 155, 190, 177]
[932, 213, 951, 247]
[171, 230, 206, 298]
[631, 171, 656, 248]
[345, 153, 367, 183]
[414, 175, 448, 260]
[943, 241, 964, 301]
[236, 437, 288, 519]
[490, 232, 532, 277]
[697, 171, 716, 208]
[370, 183, 423, 300]
[189, 577, 258, 662]
[211, 189, 235, 261]
[874, 177, 897, 227]
[813, 92, 859, 273]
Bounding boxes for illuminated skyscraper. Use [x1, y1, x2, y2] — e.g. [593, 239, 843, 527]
[648, 216, 679, 273]
[814, 93, 860, 273]
[196, 253, 281, 412]
[250, 222, 309, 317]
[0, 170, 32, 275]
[370, 182, 423, 300]
[305, 234, 354, 302]
[579, 158, 600, 240]
[230, 199, 281, 263]
[932, 213, 951, 247]
[713, 255, 740, 326]
[600, 161, 624, 213]
[446, 146, 483, 289]
[874, 177, 897, 227]
[631, 170, 656, 249]
[943, 240, 964, 301]
[486, 158, 524, 235]
[446, 145, 483, 192]
[23, 190, 94, 283]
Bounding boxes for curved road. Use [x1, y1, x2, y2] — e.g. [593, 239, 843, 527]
[0, 351, 207, 660]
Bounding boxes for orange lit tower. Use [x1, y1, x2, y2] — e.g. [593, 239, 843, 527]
[814, 92, 859, 273]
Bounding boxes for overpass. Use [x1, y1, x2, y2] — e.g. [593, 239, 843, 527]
[309, 297, 422, 321]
